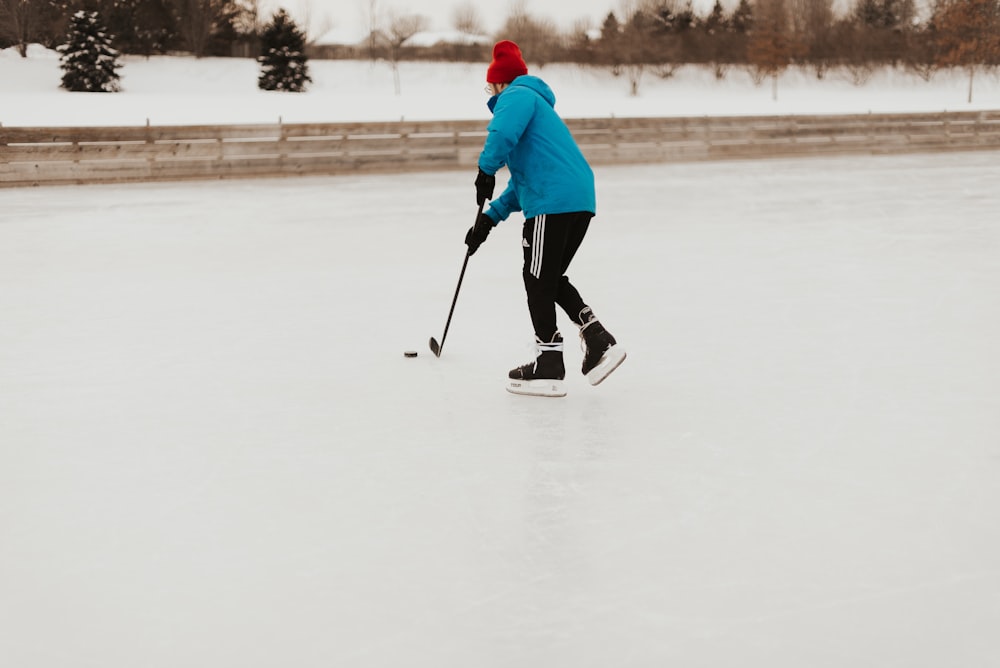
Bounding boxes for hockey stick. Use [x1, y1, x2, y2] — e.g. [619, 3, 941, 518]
[429, 201, 484, 358]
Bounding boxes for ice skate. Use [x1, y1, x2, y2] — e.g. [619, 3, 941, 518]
[579, 309, 626, 386]
[507, 333, 566, 397]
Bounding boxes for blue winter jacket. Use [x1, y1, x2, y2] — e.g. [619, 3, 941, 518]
[479, 75, 596, 224]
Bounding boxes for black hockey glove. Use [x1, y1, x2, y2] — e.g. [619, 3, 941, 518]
[465, 213, 495, 256]
[475, 168, 495, 206]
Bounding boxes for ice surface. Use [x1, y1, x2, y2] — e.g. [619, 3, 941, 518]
[1, 152, 998, 666]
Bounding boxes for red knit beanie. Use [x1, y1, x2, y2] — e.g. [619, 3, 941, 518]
[486, 40, 528, 84]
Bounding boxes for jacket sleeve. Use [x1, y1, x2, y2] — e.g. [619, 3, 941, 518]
[478, 88, 533, 175]
[486, 181, 521, 223]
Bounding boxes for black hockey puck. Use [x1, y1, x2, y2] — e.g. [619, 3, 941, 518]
[404, 350, 418, 358]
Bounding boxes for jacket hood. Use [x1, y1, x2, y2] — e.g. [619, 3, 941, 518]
[487, 75, 555, 112]
[510, 75, 555, 106]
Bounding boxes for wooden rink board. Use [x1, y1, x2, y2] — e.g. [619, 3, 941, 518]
[2, 111, 999, 187]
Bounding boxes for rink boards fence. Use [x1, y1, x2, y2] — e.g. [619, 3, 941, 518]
[2, 110, 1000, 187]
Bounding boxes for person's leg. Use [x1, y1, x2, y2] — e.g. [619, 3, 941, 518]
[545, 212, 627, 385]
[512, 212, 625, 389]
[553, 213, 592, 325]
[509, 213, 575, 386]
[522, 213, 574, 342]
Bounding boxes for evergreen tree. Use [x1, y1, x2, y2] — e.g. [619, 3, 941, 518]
[621, 8, 659, 94]
[790, 0, 836, 75]
[704, 0, 728, 34]
[731, 0, 755, 34]
[704, 0, 731, 77]
[854, 0, 915, 29]
[598, 11, 623, 71]
[854, 0, 885, 28]
[728, 0, 755, 65]
[57, 11, 122, 92]
[99, 0, 179, 56]
[257, 8, 311, 92]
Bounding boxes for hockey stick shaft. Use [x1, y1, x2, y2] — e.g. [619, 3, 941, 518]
[430, 202, 484, 357]
[431, 252, 469, 354]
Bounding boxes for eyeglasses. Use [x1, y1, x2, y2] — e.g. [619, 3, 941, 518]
[484, 84, 494, 95]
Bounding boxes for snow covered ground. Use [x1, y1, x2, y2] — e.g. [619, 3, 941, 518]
[2, 45, 1000, 126]
[2, 150, 999, 666]
[2, 47, 1000, 667]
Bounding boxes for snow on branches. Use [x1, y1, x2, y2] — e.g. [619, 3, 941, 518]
[257, 9, 311, 92]
[57, 11, 123, 93]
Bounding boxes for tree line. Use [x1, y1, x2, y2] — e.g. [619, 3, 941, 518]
[1, 0, 263, 58]
[3, 0, 999, 100]
[490, 0, 999, 100]
[35, 4, 308, 93]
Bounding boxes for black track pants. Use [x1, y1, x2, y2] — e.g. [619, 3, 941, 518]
[521, 211, 593, 342]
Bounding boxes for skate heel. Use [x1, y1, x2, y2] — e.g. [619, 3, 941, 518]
[585, 344, 626, 386]
[579, 310, 625, 386]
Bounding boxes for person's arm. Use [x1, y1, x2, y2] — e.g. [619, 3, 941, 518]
[478, 88, 533, 175]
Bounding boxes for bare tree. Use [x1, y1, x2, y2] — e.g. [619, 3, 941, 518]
[641, 0, 694, 80]
[701, 0, 730, 78]
[932, 0, 1000, 102]
[386, 11, 428, 94]
[789, 0, 835, 76]
[613, 0, 658, 95]
[566, 16, 596, 63]
[288, 0, 335, 45]
[747, 0, 804, 99]
[171, 0, 244, 57]
[363, 0, 380, 61]
[0, 0, 49, 56]
[233, 0, 261, 35]
[452, 1, 484, 35]
[174, 0, 210, 56]
[846, 0, 917, 68]
[229, 0, 263, 57]
[498, 1, 561, 66]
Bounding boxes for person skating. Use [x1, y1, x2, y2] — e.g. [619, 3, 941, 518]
[464, 40, 626, 397]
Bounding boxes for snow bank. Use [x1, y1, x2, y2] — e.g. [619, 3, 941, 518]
[1, 45, 998, 126]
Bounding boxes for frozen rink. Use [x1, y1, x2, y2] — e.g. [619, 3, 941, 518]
[1, 152, 999, 667]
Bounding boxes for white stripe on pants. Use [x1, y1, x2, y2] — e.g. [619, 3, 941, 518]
[530, 214, 546, 279]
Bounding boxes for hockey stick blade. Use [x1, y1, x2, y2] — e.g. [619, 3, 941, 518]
[429, 336, 442, 357]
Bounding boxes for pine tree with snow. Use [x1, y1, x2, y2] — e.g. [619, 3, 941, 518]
[57, 11, 123, 93]
[257, 9, 311, 92]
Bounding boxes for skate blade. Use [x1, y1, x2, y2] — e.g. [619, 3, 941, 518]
[506, 378, 567, 397]
[586, 345, 627, 386]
